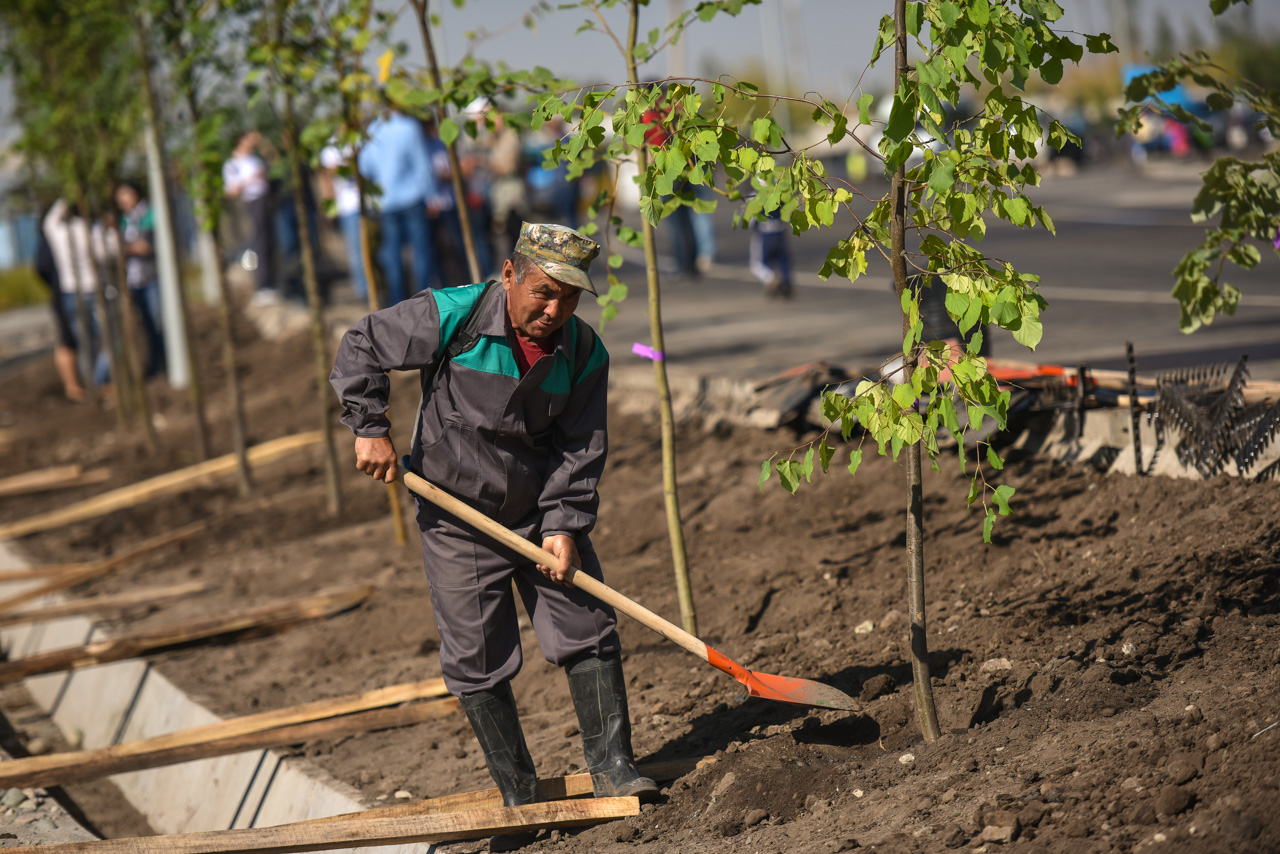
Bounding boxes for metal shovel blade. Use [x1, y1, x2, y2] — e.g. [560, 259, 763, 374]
[706, 647, 860, 712]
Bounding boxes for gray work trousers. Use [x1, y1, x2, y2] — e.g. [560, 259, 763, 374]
[415, 502, 621, 697]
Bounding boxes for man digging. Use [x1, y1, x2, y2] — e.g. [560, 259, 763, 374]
[331, 222, 658, 850]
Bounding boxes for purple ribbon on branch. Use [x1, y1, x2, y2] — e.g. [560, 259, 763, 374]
[632, 343, 664, 362]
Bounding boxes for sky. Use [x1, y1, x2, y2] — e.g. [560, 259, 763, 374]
[396, 0, 1280, 100]
[3, 0, 1278, 151]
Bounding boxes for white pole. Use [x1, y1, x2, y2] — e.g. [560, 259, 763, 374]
[140, 82, 190, 389]
[198, 230, 220, 304]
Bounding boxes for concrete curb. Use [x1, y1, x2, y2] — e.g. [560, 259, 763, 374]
[0, 542, 433, 854]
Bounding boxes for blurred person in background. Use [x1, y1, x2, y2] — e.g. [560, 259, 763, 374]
[359, 109, 438, 304]
[34, 202, 84, 402]
[749, 207, 793, 299]
[114, 182, 165, 377]
[422, 116, 469, 289]
[480, 106, 529, 261]
[41, 199, 110, 389]
[223, 130, 277, 304]
[319, 143, 369, 302]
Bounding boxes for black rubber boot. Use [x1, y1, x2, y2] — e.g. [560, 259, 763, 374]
[459, 683, 539, 852]
[566, 652, 660, 801]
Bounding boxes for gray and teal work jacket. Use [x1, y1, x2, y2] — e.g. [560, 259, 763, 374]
[330, 283, 610, 539]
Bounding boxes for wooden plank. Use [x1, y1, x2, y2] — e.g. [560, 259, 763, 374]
[0, 678, 446, 786]
[0, 797, 639, 854]
[305, 755, 713, 823]
[0, 464, 112, 499]
[0, 584, 374, 685]
[0, 581, 212, 629]
[0, 520, 209, 615]
[0, 697, 458, 789]
[0, 431, 322, 541]
[0, 563, 96, 582]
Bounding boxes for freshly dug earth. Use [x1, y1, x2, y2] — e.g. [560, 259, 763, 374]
[0, 301, 1277, 854]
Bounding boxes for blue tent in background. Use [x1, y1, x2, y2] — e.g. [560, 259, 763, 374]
[1123, 63, 1196, 109]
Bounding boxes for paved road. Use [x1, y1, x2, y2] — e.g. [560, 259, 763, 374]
[597, 159, 1280, 383]
[4, 159, 1277, 389]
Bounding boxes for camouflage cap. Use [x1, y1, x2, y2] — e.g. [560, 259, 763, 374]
[514, 222, 601, 295]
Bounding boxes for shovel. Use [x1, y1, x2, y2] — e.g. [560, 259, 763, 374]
[403, 472, 859, 712]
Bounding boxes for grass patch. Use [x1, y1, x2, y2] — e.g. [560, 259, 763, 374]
[0, 266, 51, 312]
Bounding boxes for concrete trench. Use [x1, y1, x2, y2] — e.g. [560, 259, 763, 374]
[0, 541, 432, 854]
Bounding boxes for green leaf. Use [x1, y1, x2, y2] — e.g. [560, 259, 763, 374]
[1012, 309, 1043, 350]
[751, 117, 772, 144]
[986, 445, 1004, 470]
[906, 2, 922, 36]
[778, 460, 802, 494]
[857, 93, 873, 126]
[847, 448, 863, 476]
[1003, 195, 1030, 225]
[818, 437, 835, 473]
[638, 195, 660, 227]
[968, 0, 990, 27]
[884, 82, 917, 144]
[758, 459, 771, 492]
[983, 509, 996, 542]
[803, 446, 815, 483]
[1085, 32, 1117, 54]
[892, 383, 917, 410]
[439, 119, 459, 146]
[928, 158, 956, 196]
[993, 483, 1016, 515]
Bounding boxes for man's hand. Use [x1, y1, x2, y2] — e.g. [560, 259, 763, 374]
[354, 436, 398, 483]
[538, 535, 580, 586]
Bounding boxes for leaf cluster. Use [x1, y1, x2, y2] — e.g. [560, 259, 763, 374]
[1118, 38, 1279, 333]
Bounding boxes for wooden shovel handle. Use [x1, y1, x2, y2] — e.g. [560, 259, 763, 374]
[403, 472, 709, 663]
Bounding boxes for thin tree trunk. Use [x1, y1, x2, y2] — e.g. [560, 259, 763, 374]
[353, 179, 408, 544]
[186, 87, 252, 497]
[109, 220, 157, 447]
[890, 0, 940, 743]
[209, 229, 254, 497]
[283, 90, 343, 518]
[333, 3, 408, 544]
[625, 0, 697, 637]
[106, 219, 161, 450]
[135, 13, 211, 460]
[410, 0, 483, 282]
[77, 194, 129, 429]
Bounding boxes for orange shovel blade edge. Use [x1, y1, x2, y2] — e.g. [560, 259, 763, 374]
[707, 647, 860, 712]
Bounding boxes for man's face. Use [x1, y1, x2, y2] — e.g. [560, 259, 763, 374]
[115, 186, 138, 212]
[502, 259, 581, 341]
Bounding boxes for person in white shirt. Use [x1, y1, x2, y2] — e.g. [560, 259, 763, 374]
[319, 144, 368, 301]
[223, 131, 277, 302]
[42, 200, 112, 388]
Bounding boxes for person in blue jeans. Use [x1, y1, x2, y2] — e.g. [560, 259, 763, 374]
[114, 183, 166, 376]
[358, 111, 439, 305]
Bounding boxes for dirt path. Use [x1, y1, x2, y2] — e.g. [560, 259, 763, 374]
[0, 302, 1277, 853]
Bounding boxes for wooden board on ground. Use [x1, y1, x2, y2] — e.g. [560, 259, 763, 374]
[0, 431, 322, 541]
[0, 584, 374, 685]
[0, 464, 112, 499]
[0, 797, 639, 854]
[306, 756, 713, 823]
[0, 696, 458, 789]
[0, 563, 96, 582]
[0, 520, 209, 615]
[0, 581, 212, 629]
